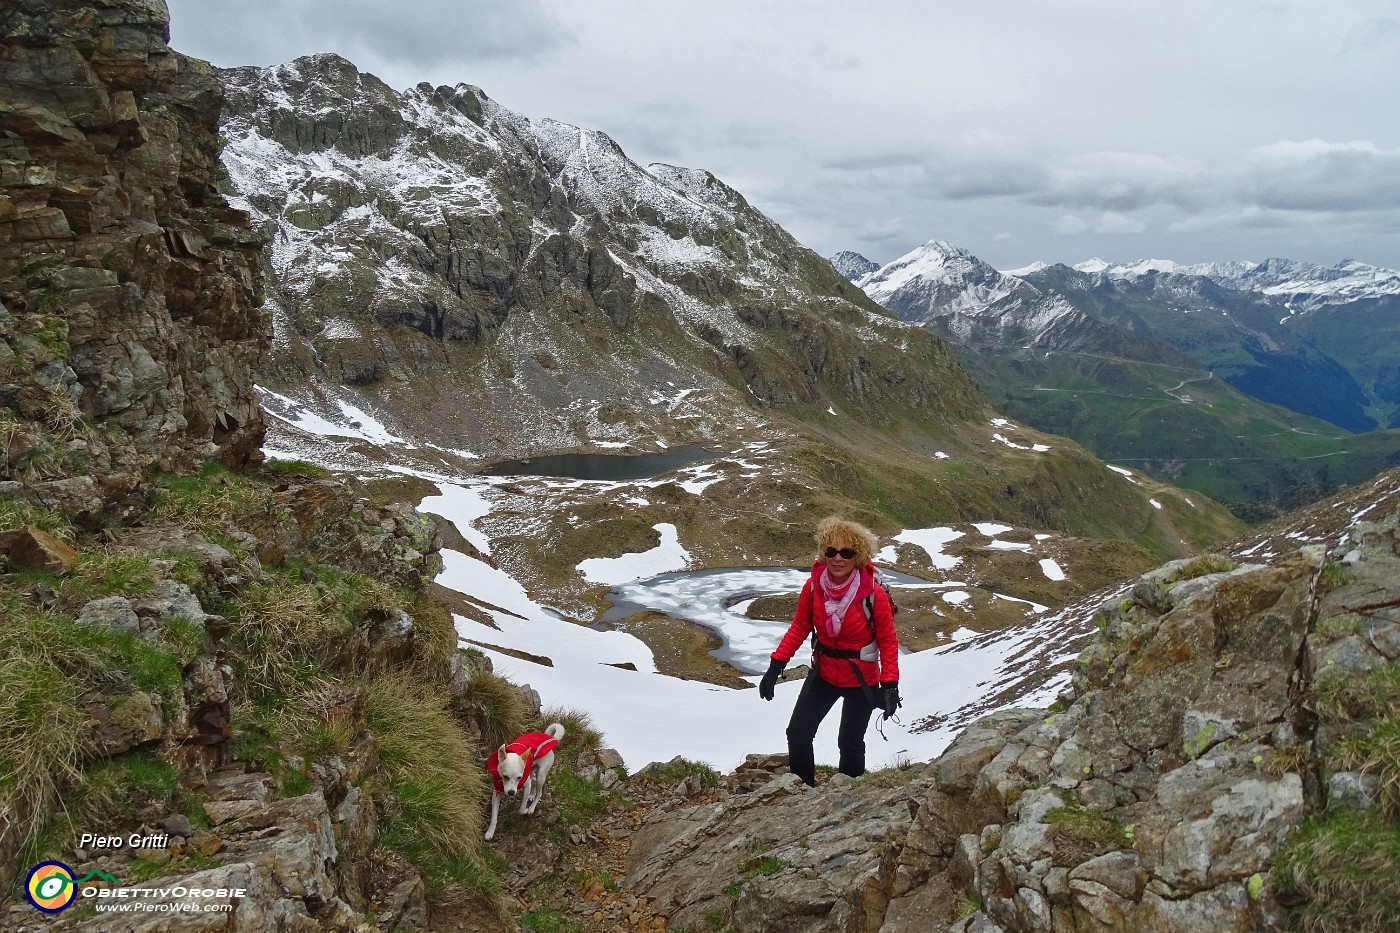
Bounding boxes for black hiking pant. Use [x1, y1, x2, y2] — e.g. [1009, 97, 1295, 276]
[785, 672, 876, 786]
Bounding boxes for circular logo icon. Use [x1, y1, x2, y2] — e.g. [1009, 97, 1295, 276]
[26, 861, 77, 914]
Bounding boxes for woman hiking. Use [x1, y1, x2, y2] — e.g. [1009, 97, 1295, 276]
[759, 516, 900, 786]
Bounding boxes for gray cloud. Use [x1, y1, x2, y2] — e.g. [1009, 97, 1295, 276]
[1340, 16, 1400, 54]
[168, 0, 572, 70]
[1243, 140, 1400, 211]
[164, 0, 1400, 270]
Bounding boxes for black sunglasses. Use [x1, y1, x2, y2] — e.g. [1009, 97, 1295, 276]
[823, 547, 857, 560]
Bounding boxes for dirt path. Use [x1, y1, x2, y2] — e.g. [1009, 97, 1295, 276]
[432, 778, 697, 933]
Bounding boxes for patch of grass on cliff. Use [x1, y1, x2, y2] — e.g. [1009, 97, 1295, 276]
[854, 758, 919, 788]
[226, 574, 350, 693]
[535, 706, 603, 770]
[0, 604, 90, 849]
[1177, 553, 1236, 580]
[0, 494, 74, 539]
[0, 585, 195, 868]
[634, 758, 720, 791]
[1045, 804, 1132, 865]
[742, 855, 787, 878]
[262, 458, 332, 479]
[68, 548, 161, 599]
[364, 673, 495, 903]
[1329, 719, 1400, 819]
[1315, 664, 1400, 818]
[79, 750, 180, 823]
[1274, 807, 1400, 933]
[454, 661, 528, 752]
[150, 464, 261, 533]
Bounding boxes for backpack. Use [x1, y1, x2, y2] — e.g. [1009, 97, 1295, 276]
[861, 568, 899, 625]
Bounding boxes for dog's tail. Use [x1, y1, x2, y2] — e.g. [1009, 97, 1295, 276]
[546, 722, 565, 741]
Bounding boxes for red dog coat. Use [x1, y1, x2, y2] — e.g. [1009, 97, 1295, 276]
[487, 731, 561, 793]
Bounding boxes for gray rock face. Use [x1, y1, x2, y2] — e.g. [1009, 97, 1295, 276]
[61, 789, 365, 932]
[626, 769, 933, 933]
[1, 0, 268, 499]
[829, 250, 881, 282]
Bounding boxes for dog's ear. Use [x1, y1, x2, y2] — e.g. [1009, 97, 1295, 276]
[497, 743, 509, 761]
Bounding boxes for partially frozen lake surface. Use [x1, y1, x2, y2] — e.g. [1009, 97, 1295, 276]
[601, 566, 945, 674]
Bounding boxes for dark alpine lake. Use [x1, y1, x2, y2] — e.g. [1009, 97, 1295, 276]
[481, 445, 713, 482]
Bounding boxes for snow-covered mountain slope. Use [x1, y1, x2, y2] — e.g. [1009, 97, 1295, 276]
[218, 54, 991, 463]
[828, 250, 879, 281]
[858, 240, 1028, 317]
[852, 240, 1178, 362]
[1061, 256, 1400, 310]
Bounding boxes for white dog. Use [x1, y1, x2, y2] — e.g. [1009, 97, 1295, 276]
[484, 723, 565, 840]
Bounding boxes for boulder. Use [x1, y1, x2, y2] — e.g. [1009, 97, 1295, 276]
[627, 770, 929, 933]
[0, 525, 79, 572]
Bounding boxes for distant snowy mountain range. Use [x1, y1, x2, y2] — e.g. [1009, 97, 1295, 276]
[835, 240, 1400, 516]
[846, 247, 1400, 313]
[1016, 256, 1400, 310]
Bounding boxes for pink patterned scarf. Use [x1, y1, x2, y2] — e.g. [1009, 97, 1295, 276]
[819, 566, 860, 639]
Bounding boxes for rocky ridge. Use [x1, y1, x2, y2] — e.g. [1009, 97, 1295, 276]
[1073, 256, 1400, 311]
[828, 251, 879, 282]
[1, 0, 268, 517]
[612, 466, 1400, 932]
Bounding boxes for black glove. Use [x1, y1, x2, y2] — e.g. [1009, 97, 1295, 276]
[759, 659, 785, 701]
[880, 681, 901, 720]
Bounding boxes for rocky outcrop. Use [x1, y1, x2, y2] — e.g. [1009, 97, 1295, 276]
[241, 477, 445, 588]
[3, 769, 382, 933]
[0, 0, 268, 513]
[622, 472, 1400, 933]
[627, 768, 931, 933]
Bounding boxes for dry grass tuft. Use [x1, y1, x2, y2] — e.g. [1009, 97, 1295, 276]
[363, 673, 488, 892]
[535, 705, 603, 768]
[1275, 808, 1400, 933]
[0, 614, 91, 849]
[228, 576, 346, 693]
[459, 665, 527, 752]
[1178, 552, 1236, 581]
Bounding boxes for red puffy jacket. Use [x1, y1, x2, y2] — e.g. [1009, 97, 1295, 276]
[771, 563, 899, 688]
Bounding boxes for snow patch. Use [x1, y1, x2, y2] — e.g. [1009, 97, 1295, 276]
[576, 523, 691, 585]
[894, 527, 965, 570]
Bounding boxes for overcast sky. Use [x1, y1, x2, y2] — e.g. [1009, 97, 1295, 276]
[167, 0, 1400, 270]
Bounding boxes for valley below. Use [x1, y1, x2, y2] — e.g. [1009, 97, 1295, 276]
[259, 387, 1184, 772]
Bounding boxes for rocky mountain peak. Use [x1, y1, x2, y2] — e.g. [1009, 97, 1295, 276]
[829, 249, 880, 281]
[857, 238, 1040, 325]
[219, 56, 1000, 457]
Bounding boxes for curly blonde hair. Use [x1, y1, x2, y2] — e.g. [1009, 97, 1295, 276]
[814, 516, 879, 567]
